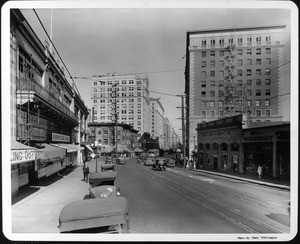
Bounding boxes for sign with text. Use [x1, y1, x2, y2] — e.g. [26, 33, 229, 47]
[52, 133, 70, 142]
[11, 149, 35, 164]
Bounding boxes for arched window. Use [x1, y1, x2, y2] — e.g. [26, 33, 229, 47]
[220, 142, 228, 151]
[212, 143, 219, 151]
[205, 143, 211, 150]
[230, 143, 239, 151]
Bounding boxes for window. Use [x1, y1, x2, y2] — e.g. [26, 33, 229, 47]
[247, 100, 251, 106]
[210, 61, 215, 67]
[202, 51, 206, 57]
[201, 61, 206, 67]
[247, 90, 252, 96]
[256, 37, 261, 42]
[201, 91, 206, 97]
[256, 59, 261, 65]
[210, 71, 215, 77]
[210, 80, 216, 87]
[238, 37, 243, 43]
[256, 69, 261, 76]
[265, 110, 271, 116]
[228, 38, 234, 44]
[256, 79, 261, 86]
[265, 79, 271, 85]
[201, 111, 206, 117]
[210, 111, 215, 117]
[219, 60, 224, 67]
[237, 80, 242, 86]
[247, 79, 252, 86]
[266, 36, 271, 42]
[247, 59, 252, 65]
[247, 37, 252, 43]
[210, 101, 215, 107]
[219, 50, 225, 57]
[211, 39, 215, 45]
[219, 71, 224, 77]
[256, 89, 261, 96]
[265, 89, 271, 96]
[247, 49, 252, 55]
[219, 39, 224, 45]
[256, 110, 261, 117]
[237, 49, 242, 55]
[265, 68, 271, 75]
[256, 48, 261, 55]
[266, 58, 271, 65]
[201, 71, 206, 77]
[237, 59, 243, 66]
[94, 82, 97, 86]
[266, 48, 271, 54]
[246, 69, 252, 76]
[237, 70, 242, 76]
[201, 81, 206, 87]
[201, 40, 206, 45]
[201, 101, 206, 107]
[210, 51, 215, 57]
[210, 91, 215, 97]
[265, 100, 270, 106]
[255, 100, 261, 106]
[93, 99, 97, 103]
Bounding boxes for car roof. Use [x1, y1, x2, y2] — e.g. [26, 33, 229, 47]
[101, 163, 114, 168]
[89, 171, 117, 181]
[59, 197, 128, 232]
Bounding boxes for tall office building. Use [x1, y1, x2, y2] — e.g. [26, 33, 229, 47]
[91, 73, 150, 137]
[149, 98, 165, 148]
[185, 25, 287, 157]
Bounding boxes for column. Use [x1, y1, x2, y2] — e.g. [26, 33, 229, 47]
[272, 141, 277, 178]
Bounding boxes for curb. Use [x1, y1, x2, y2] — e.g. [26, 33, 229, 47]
[191, 168, 290, 190]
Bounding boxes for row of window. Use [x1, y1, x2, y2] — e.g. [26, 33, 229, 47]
[200, 99, 270, 108]
[200, 89, 271, 98]
[94, 98, 142, 103]
[200, 109, 272, 117]
[201, 58, 271, 68]
[200, 47, 271, 58]
[200, 36, 271, 46]
[93, 80, 142, 86]
[198, 142, 240, 151]
[200, 68, 271, 77]
[200, 79, 271, 88]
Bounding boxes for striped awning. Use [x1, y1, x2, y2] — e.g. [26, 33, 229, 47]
[36, 143, 66, 161]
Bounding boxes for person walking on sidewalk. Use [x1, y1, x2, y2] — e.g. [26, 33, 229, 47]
[83, 163, 90, 182]
[257, 165, 263, 179]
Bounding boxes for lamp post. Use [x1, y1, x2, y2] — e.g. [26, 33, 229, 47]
[91, 141, 99, 173]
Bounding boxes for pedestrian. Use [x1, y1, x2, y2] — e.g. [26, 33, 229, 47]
[84, 164, 90, 183]
[83, 163, 87, 181]
[257, 164, 262, 178]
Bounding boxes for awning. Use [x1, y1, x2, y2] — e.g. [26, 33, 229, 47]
[51, 143, 84, 153]
[11, 140, 36, 164]
[36, 143, 66, 161]
[85, 145, 94, 153]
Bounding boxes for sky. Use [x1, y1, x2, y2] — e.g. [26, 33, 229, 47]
[8, 0, 294, 136]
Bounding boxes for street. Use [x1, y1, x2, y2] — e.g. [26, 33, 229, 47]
[11, 157, 290, 235]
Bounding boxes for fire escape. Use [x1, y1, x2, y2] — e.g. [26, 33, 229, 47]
[218, 44, 249, 118]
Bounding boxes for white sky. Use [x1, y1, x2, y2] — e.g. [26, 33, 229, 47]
[7, 1, 294, 136]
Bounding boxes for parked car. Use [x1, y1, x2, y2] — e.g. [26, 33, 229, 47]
[101, 163, 115, 172]
[144, 157, 154, 166]
[166, 158, 175, 168]
[152, 157, 167, 171]
[89, 171, 120, 197]
[58, 197, 129, 233]
[115, 156, 126, 165]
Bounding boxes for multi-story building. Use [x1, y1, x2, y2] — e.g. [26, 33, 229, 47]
[91, 73, 150, 137]
[185, 25, 287, 158]
[163, 117, 170, 149]
[88, 122, 138, 153]
[10, 9, 89, 196]
[149, 98, 165, 148]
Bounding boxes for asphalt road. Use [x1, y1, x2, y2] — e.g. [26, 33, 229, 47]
[116, 158, 290, 234]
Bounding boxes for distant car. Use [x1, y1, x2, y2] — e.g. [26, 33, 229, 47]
[152, 157, 167, 171]
[166, 158, 175, 168]
[101, 163, 115, 172]
[115, 156, 126, 165]
[144, 157, 154, 166]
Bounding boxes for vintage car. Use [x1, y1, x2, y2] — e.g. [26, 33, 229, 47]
[89, 171, 120, 197]
[58, 197, 129, 233]
[166, 158, 175, 168]
[101, 163, 115, 172]
[115, 156, 126, 165]
[152, 157, 167, 171]
[105, 156, 114, 164]
[144, 157, 154, 166]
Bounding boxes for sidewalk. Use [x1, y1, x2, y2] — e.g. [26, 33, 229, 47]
[185, 167, 290, 190]
[11, 157, 105, 233]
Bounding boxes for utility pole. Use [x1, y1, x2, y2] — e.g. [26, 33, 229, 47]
[111, 78, 118, 153]
[177, 94, 186, 169]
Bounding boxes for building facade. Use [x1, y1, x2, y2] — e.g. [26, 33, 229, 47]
[149, 98, 165, 148]
[10, 9, 89, 196]
[185, 25, 287, 158]
[91, 73, 150, 137]
[196, 115, 290, 179]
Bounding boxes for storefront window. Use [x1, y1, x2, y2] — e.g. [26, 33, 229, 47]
[220, 142, 228, 151]
[230, 143, 239, 151]
[212, 143, 219, 150]
[205, 143, 210, 150]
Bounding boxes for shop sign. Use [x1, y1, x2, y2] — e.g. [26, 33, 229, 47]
[11, 149, 35, 164]
[52, 133, 70, 142]
[243, 135, 273, 141]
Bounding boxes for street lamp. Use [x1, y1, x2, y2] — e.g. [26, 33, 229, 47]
[91, 141, 99, 173]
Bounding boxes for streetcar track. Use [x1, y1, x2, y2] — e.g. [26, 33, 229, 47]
[134, 165, 287, 233]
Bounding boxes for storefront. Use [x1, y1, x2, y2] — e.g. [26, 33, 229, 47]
[11, 140, 36, 196]
[243, 122, 290, 179]
[51, 143, 84, 166]
[35, 143, 66, 179]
